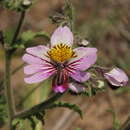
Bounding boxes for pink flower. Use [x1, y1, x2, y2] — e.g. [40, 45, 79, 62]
[22, 26, 97, 93]
[104, 68, 128, 86]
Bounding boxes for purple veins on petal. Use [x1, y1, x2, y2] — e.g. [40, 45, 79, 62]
[22, 26, 98, 93]
[24, 69, 56, 84]
[68, 47, 97, 71]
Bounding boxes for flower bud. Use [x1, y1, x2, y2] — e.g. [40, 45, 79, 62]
[104, 68, 128, 86]
[22, 0, 32, 7]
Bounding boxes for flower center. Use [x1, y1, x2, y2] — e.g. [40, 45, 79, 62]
[48, 43, 77, 62]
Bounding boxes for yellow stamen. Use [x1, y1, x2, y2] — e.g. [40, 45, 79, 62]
[48, 43, 77, 62]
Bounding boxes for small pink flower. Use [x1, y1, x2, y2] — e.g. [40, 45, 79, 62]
[104, 68, 128, 86]
[22, 26, 97, 93]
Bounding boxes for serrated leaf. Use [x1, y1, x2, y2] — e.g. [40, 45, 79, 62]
[48, 102, 83, 119]
[35, 112, 45, 125]
[12, 118, 21, 126]
[28, 117, 36, 130]
[12, 118, 23, 130]
[19, 120, 25, 130]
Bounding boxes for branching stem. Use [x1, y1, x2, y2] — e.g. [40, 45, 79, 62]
[4, 11, 26, 130]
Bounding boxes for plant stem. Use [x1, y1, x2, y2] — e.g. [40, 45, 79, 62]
[4, 10, 26, 129]
[11, 11, 26, 46]
[0, 63, 25, 91]
[4, 50, 15, 130]
[14, 93, 63, 119]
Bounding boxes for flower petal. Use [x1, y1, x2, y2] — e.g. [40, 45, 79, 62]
[22, 54, 44, 64]
[24, 70, 55, 84]
[104, 68, 128, 86]
[53, 84, 68, 93]
[69, 71, 91, 82]
[68, 47, 97, 71]
[24, 64, 54, 75]
[26, 45, 49, 60]
[51, 26, 73, 47]
[69, 83, 86, 93]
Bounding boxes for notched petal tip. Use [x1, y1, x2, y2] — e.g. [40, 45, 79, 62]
[51, 26, 73, 47]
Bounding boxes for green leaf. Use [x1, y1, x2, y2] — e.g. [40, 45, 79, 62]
[19, 120, 25, 130]
[4, 29, 15, 44]
[12, 118, 23, 130]
[28, 117, 36, 130]
[21, 31, 35, 42]
[48, 102, 83, 119]
[35, 112, 45, 125]
[21, 30, 50, 42]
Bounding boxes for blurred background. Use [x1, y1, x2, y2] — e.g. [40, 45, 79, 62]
[0, 0, 130, 130]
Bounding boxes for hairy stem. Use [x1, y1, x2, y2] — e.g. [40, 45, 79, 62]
[11, 11, 26, 45]
[0, 63, 25, 91]
[4, 50, 15, 130]
[4, 10, 26, 129]
[14, 93, 63, 119]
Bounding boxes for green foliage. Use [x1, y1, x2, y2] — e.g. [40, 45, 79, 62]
[21, 31, 50, 42]
[48, 102, 83, 119]
[4, 29, 15, 45]
[12, 111, 45, 130]
[49, 0, 75, 29]
[14, 30, 50, 48]
[4, 29, 50, 49]
[0, 0, 33, 12]
[64, 0, 74, 22]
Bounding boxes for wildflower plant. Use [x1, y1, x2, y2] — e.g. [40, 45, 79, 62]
[23, 26, 97, 93]
[0, 0, 129, 130]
